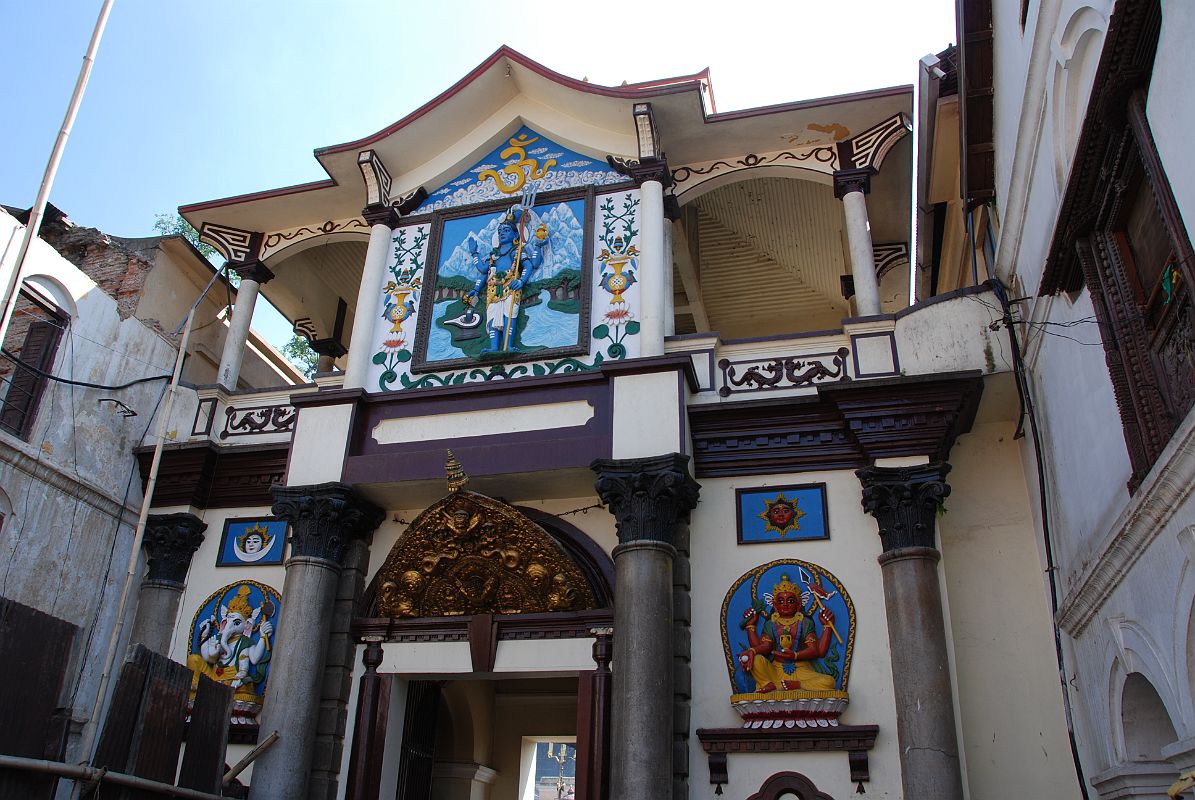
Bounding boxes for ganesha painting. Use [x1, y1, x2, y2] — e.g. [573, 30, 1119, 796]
[187, 580, 281, 728]
[721, 559, 855, 728]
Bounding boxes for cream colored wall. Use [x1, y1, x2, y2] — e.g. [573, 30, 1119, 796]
[489, 690, 577, 800]
[168, 504, 287, 665]
[687, 470, 904, 799]
[286, 403, 353, 484]
[940, 420, 1081, 799]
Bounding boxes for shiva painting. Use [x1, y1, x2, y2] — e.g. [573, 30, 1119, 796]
[216, 517, 286, 566]
[412, 190, 592, 372]
[187, 580, 281, 727]
[721, 559, 855, 727]
[736, 484, 829, 544]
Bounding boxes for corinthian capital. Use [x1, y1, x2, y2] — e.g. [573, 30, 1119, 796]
[592, 453, 700, 546]
[271, 482, 385, 565]
[143, 513, 207, 585]
[856, 462, 951, 553]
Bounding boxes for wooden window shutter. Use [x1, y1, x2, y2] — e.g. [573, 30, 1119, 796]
[1, 319, 63, 439]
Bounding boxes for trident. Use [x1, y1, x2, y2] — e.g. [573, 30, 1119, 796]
[797, 565, 842, 645]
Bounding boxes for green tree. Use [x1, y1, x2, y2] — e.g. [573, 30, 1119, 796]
[153, 211, 317, 380]
[281, 336, 319, 380]
[152, 213, 219, 261]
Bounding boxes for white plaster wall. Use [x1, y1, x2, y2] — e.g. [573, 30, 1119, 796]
[0, 209, 184, 767]
[287, 403, 353, 485]
[1148, 0, 1195, 236]
[941, 420, 1083, 799]
[893, 290, 1007, 377]
[1065, 517, 1195, 776]
[687, 471, 903, 799]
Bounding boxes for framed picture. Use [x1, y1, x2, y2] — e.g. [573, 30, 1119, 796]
[217, 517, 287, 566]
[735, 483, 829, 544]
[411, 187, 595, 373]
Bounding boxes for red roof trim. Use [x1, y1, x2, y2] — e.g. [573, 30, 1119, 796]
[313, 45, 711, 157]
[178, 178, 338, 216]
[706, 84, 911, 123]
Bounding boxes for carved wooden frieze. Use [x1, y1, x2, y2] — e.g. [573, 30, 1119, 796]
[374, 490, 597, 618]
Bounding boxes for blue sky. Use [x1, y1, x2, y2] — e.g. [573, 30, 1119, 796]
[1, 1, 955, 343]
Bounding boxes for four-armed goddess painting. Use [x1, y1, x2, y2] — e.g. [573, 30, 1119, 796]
[722, 559, 855, 728]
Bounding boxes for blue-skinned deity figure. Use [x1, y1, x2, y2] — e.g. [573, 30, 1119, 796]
[463, 204, 550, 353]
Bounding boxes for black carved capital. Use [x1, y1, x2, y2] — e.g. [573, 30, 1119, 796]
[857, 462, 951, 552]
[362, 204, 401, 227]
[271, 482, 385, 565]
[592, 453, 700, 546]
[230, 259, 275, 285]
[606, 155, 674, 189]
[143, 513, 207, 585]
[833, 167, 876, 199]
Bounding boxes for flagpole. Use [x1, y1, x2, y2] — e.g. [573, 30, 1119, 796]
[0, 0, 116, 344]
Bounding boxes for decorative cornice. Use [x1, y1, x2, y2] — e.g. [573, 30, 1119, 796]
[198, 223, 262, 264]
[395, 187, 428, 217]
[142, 512, 207, 585]
[833, 167, 875, 199]
[606, 155, 673, 188]
[873, 241, 910, 280]
[690, 373, 982, 478]
[229, 259, 274, 285]
[135, 442, 289, 509]
[857, 462, 951, 553]
[357, 149, 394, 208]
[1040, 0, 1164, 295]
[361, 204, 401, 227]
[1057, 406, 1195, 635]
[271, 481, 384, 566]
[697, 726, 878, 790]
[837, 113, 912, 171]
[591, 453, 699, 546]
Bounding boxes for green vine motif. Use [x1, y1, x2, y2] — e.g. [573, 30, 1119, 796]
[373, 347, 413, 391]
[391, 227, 428, 283]
[598, 194, 640, 249]
[592, 319, 640, 359]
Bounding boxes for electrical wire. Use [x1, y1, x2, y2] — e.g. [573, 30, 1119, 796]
[969, 205, 1092, 800]
[0, 348, 170, 390]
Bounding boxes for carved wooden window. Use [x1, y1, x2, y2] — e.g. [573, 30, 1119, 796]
[1080, 92, 1195, 487]
[0, 290, 66, 440]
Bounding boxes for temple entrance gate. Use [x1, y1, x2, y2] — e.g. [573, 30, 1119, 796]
[346, 461, 614, 800]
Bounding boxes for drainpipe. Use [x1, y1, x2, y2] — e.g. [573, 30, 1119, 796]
[914, 54, 944, 304]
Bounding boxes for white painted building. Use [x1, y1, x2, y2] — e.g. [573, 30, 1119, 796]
[956, 0, 1195, 796]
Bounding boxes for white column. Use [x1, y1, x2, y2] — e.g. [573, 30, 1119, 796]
[217, 276, 261, 390]
[663, 214, 676, 337]
[639, 179, 667, 356]
[836, 170, 882, 317]
[343, 217, 393, 389]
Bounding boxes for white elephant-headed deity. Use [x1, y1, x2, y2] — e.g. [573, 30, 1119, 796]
[186, 581, 281, 726]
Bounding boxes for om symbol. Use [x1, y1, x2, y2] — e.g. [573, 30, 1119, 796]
[477, 134, 557, 195]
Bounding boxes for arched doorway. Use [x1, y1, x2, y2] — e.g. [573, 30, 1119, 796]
[347, 475, 613, 800]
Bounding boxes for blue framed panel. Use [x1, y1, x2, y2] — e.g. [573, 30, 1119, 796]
[735, 483, 829, 544]
[217, 517, 287, 566]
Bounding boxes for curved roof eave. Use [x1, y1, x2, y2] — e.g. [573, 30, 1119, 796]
[312, 45, 712, 158]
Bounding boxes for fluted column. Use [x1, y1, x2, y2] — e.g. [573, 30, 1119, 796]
[344, 205, 399, 390]
[218, 260, 274, 390]
[834, 168, 881, 317]
[249, 482, 384, 800]
[593, 454, 699, 800]
[129, 513, 206, 654]
[857, 462, 963, 800]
